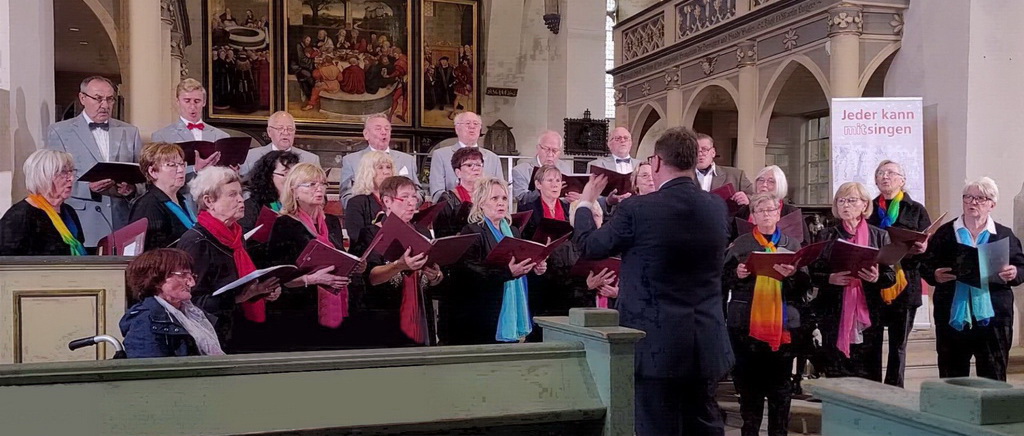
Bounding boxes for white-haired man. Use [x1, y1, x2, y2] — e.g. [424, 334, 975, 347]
[427, 111, 504, 201]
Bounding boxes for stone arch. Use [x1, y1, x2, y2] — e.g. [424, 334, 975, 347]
[859, 42, 901, 96]
[81, 0, 126, 78]
[756, 55, 831, 141]
[681, 80, 740, 128]
[630, 102, 667, 160]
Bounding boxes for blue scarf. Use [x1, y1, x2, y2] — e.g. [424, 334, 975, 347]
[484, 218, 533, 342]
[165, 200, 197, 229]
[951, 227, 995, 331]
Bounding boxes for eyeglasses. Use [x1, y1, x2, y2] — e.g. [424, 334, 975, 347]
[755, 177, 776, 185]
[272, 171, 289, 178]
[697, 146, 715, 156]
[297, 181, 327, 189]
[456, 121, 482, 127]
[538, 145, 561, 154]
[876, 170, 903, 179]
[753, 207, 779, 215]
[268, 125, 297, 134]
[390, 194, 422, 206]
[460, 162, 483, 169]
[81, 93, 116, 105]
[962, 194, 992, 204]
[610, 135, 631, 142]
[57, 168, 77, 179]
[162, 161, 187, 170]
[836, 197, 864, 206]
[168, 271, 197, 282]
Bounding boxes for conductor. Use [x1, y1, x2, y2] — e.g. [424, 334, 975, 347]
[573, 127, 734, 435]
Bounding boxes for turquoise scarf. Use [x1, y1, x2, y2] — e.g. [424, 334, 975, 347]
[485, 218, 532, 342]
[164, 200, 197, 229]
[951, 227, 995, 331]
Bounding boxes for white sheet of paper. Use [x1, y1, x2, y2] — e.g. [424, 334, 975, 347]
[122, 241, 138, 256]
[979, 237, 1010, 284]
[244, 224, 262, 241]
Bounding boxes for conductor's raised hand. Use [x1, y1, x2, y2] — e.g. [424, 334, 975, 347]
[580, 174, 608, 203]
[508, 256, 537, 277]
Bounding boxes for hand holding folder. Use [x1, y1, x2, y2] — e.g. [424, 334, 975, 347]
[372, 213, 480, 266]
[744, 240, 827, 281]
[485, 232, 571, 266]
[711, 183, 741, 215]
[877, 211, 949, 265]
[178, 138, 251, 167]
[827, 239, 880, 273]
[590, 166, 633, 196]
[78, 162, 147, 185]
[952, 237, 1010, 287]
[570, 257, 621, 277]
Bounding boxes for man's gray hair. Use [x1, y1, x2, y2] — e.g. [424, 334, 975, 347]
[80, 76, 116, 93]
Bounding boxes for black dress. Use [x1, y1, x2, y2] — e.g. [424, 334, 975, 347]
[519, 197, 596, 322]
[266, 213, 350, 351]
[433, 190, 470, 239]
[128, 185, 194, 252]
[0, 199, 84, 256]
[344, 194, 383, 251]
[240, 197, 278, 268]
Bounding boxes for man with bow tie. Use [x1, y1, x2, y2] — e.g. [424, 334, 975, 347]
[586, 126, 638, 211]
[46, 75, 143, 248]
[151, 78, 230, 170]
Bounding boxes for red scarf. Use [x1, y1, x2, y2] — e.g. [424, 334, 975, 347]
[400, 270, 427, 344]
[542, 198, 566, 221]
[297, 208, 349, 328]
[455, 184, 473, 203]
[197, 211, 263, 322]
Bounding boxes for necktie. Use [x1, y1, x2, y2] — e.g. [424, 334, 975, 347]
[88, 122, 109, 131]
[187, 122, 205, 131]
[615, 158, 630, 164]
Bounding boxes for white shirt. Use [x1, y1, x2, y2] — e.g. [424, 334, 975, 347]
[367, 145, 391, 154]
[611, 154, 633, 174]
[953, 215, 997, 246]
[696, 163, 718, 191]
[181, 117, 205, 141]
[457, 141, 478, 148]
[82, 112, 110, 162]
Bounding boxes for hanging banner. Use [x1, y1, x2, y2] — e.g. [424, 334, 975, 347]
[830, 97, 925, 204]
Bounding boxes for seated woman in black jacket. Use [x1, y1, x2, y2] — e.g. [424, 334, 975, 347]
[176, 166, 281, 351]
[350, 176, 444, 347]
[120, 248, 224, 358]
[808, 181, 895, 382]
[0, 149, 85, 256]
[723, 192, 812, 436]
[344, 150, 394, 246]
[266, 163, 357, 351]
[448, 177, 547, 345]
[129, 142, 195, 252]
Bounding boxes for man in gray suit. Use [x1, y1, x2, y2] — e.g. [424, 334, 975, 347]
[428, 111, 504, 201]
[586, 126, 638, 209]
[695, 132, 753, 207]
[46, 76, 143, 248]
[152, 78, 229, 167]
[239, 111, 320, 177]
[511, 130, 574, 204]
[339, 114, 418, 207]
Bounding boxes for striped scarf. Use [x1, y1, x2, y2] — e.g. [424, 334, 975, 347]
[26, 194, 85, 256]
[877, 192, 907, 304]
[749, 228, 790, 351]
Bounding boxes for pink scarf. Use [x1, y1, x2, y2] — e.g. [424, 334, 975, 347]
[836, 218, 872, 358]
[297, 208, 349, 328]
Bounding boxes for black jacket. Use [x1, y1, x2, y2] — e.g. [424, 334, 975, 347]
[433, 190, 469, 239]
[0, 199, 84, 256]
[573, 176, 734, 379]
[920, 220, 1024, 327]
[128, 185, 192, 252]
[176, 223, 241, 343]
[867, 192, 931, 308]
[519, 197, 595, 316]
[723, 232, 812, 333]
[344, 194, 383, 251]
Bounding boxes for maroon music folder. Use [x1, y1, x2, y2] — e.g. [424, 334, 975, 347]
[372, 213, 480, 266]
[711, 183, 740, 216]
[743, 240, 828, 281]
[530, 218, 574, 243]
[735, 210, 805, 244]
[412, 201, 447, 229]
[485, 232, 571, 266]
[590, 166, 633, 196]
[97, 217, 148, 256]
[295, 239, 362, 277]
[179, 137, 252, 167]
[570, 257, 622, 277]
[247, 207, 279, 244]
[511, 210, 533, 231]
[560, 174, 590, 197]
[828, 239, 880, 273]
[78, 162, 147, 185]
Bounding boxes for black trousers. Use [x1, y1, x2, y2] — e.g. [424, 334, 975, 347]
[936, 321, 1013, 381]
[635, 375, 724, 436]
[822, 323, 884, 382]
[880, 304, 917, 387]
[730, 331, 793, 436]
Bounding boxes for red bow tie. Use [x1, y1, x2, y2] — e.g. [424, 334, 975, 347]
[187, 122, 205, 131]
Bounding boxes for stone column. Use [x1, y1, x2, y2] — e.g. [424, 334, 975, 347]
[127, 0, 169, 140]
[664, 67, 684, 128]
[735, 40, 760, 175]
[827, 4, 863, 98]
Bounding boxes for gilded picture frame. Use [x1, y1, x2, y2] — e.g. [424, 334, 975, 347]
[206, 0, 275, 121]
[419, 0, 479, 128]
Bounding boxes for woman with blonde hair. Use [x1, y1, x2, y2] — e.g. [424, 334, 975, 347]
[631, 161, 656, 196]
[344, 150, 394, 248]
[266, 163, 357, 350]
[0, 149, 84, 255]
[448, 177, 547, 345]
[808, 182, 895, 381]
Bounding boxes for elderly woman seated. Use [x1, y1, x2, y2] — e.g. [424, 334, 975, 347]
[120, 248, 224, 358]
[0, 149, 85, 256]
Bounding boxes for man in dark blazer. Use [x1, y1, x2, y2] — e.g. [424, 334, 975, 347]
[573, 127, 734, 435]
[695, 133, 753, 207]
[46, 76, 143, 248]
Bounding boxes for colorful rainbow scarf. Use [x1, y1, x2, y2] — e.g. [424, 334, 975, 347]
[26, 194, 85, 256]
[878, 192, 908, 304]
[749, 228, 790, 351]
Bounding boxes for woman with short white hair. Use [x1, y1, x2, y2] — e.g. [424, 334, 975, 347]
[0, 149, 85, 256]
[731, 165, 809, 244]
[921, 176, 1024, 381]
[176, 166, 281, 351]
